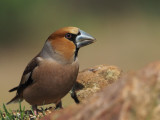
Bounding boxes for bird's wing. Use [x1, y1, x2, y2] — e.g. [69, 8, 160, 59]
[9, 55, 40, 94]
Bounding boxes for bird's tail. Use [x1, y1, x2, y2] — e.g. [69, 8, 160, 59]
[7, 95, 23, 105]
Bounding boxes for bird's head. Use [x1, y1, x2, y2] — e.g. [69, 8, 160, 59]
[44, 27, 96, 63]
[48, 27, 96, 48]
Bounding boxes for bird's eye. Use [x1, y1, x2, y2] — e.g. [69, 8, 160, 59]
[65, 33, 72, 39]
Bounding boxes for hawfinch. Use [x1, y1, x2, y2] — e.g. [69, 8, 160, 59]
[7, 27, 96, 114]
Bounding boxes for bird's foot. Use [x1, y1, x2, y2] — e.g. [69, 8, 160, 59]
[32, 105, 38, 116]
[55, 101, 63, 110]
[70, 88, 80, 104]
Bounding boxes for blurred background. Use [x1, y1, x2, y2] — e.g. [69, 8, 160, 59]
[0, 0, 160, 109]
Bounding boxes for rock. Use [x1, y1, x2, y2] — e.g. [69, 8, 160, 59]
[75, 65, 122, 101]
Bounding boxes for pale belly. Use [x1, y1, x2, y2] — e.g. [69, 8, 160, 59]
[23, 60, 79, 105]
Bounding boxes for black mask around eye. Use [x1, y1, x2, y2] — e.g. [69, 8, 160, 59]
[65, 33, 77, 42]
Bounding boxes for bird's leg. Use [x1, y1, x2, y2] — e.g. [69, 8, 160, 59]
[70, 84, 80, 104]
[55, 100, 63, 109]
[32, 105, 38, 116]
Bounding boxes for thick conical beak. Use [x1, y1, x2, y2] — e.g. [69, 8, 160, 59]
[76, 29, 96, 48]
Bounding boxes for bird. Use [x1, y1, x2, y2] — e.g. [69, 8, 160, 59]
[7, 27, 96, 114]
